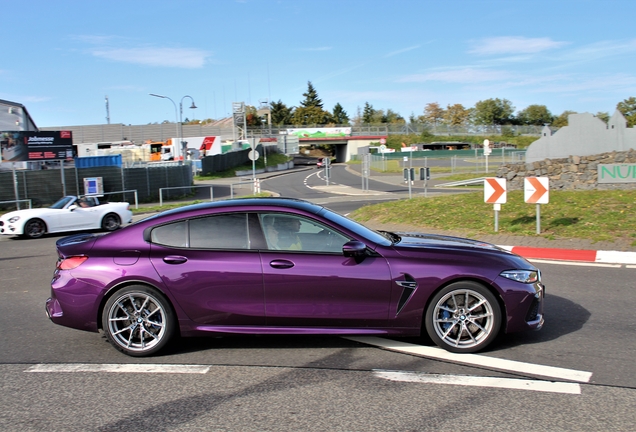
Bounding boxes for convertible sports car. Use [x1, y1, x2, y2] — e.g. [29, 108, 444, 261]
[47, 197, 545, 357]
[0, 195, 132, 239]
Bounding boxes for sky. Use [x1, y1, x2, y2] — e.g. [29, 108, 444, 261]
[3, 0, 636, 128]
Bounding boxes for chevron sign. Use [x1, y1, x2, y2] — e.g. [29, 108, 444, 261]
[525, 177, 549, 204]
[484, 178, 507, 203]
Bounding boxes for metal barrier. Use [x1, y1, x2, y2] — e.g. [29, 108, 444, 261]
[83, 190, 139, 209]
[230, 177, 255, 198]
[0, 199, 32, 210]
[159, 185, 213, 207]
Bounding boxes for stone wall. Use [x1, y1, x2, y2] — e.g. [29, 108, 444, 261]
[496, 149, 636, 190]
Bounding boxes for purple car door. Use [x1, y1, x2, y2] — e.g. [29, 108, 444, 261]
[259, 214, 393, 328]
[148, 214, 265, 325]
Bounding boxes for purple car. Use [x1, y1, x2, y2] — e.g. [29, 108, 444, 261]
[47, 198, 544, 357]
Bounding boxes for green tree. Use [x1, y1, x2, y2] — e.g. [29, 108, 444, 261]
[473, 98, 515, 125]
[362, 102, 376, 124]
[617, 97, 636, 127]
[552, 110, 577, 127]
[291, 105, 333, 125]
[516, 104, 553, 125]
[595, 111, 610, 124]
[269, 100, 294, 125]
[423, 102, 445, 125]
[300, 81, 324, 109]
[381, 109, 405, 124]
[331, 103, 350, 124]
[443, 104, 471, 126]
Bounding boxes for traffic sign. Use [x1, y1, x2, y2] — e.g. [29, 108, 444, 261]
[484, 178, 506, 203]
[248, 150, 259, 161]
[483, 139, 492, 156]
[525, 177, 549, 204]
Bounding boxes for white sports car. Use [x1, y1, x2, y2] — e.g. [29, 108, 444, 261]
[0, 196, 133, 239]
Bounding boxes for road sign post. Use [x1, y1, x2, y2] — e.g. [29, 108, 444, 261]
[524, 177, 549, 234]
[483, 139, 492, 173]
[484, 177, 506, 232]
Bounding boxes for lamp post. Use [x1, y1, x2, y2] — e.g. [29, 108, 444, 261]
[179, 95, 197, 158]
[150, 94, 197, 161]
[149, 93, 179, 150]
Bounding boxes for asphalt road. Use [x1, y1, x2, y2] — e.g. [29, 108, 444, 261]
[1, 167, 635, 431]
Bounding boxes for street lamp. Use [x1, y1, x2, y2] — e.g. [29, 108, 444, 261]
[149, 93, 179, 147]
[179, 95, 197, 157]
[149, 94, 197, 161]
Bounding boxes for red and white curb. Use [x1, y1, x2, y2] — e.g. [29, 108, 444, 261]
[498, 245, 636, 265]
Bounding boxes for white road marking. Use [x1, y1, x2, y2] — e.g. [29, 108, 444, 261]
[373, 370, 581, 394]
[25, 363, 210, 374]
[528, 259, 622, 268]
[345, 336, 592, 383]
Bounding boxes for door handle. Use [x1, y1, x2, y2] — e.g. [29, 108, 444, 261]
[163, 255, 188, 264]
[269, 259, 294, 269]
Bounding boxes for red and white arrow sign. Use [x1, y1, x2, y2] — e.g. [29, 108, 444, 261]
[484, 178, 506, 203]
[525, 177, 549, 204]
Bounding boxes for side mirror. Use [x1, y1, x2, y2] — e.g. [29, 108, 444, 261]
[343, 240, 367, 257]
[69, 205, 78, 211]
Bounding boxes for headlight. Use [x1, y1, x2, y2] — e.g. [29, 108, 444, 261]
[500, 269, 539, 284]
[8, 216, 20, 223]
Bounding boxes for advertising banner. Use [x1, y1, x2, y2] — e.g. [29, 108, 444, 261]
[286, 127, 351, 138]
[1, 131, 73, 162]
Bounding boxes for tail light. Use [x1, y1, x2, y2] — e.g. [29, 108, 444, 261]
[57, 256, 88, 270]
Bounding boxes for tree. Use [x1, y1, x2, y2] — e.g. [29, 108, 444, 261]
[300, 81, 324, 109]
[595, 111, 610, 124]
[381, 109, 405, 124]
[552, 110, 577, 127]
[362, 102, 376, 124]
[269, 100, 294, 125]
[423, 102, 445, 125]
[473, 98, 515, 125]
[291, 105, 333, 125]
[516, 104, 553, 126]
[331, 103, 350, 124]
[617, 97, 636, 127]
[245, 105, 263, 126]
[443, 104, 471, 126]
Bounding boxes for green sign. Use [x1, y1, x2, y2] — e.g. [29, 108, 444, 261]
[598, 164, 636, 183]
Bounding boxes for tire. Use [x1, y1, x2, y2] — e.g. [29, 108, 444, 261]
[23, 218, 46, 239]
[102, 285, 175, 357]
[425, 281, 501, 353]
[101, 213, 121, 231]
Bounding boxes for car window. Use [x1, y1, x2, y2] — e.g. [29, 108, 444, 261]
[259, 213, 350, 253]
[151, 220, 188, 248]
[189, 213, 249, 249]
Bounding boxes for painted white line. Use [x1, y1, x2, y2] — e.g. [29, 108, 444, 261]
[596, 250, 636, 265]
[25, 363, 211, 374]
[345, 336, 592, 383]
[374, 370, 581, 394]
[628, 265, 636, 269]
[528, 258, 622, 268]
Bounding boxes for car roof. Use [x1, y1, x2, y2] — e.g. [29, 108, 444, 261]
[143, 197, 325, 221]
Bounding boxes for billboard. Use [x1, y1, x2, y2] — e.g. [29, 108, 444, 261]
[286, 127, 351, 138]
[0, 131, 73, 162]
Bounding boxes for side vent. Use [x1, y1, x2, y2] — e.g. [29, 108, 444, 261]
[395, 274, 418, 316]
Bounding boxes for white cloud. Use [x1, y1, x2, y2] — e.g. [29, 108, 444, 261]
[399, 68, 512, 83]
[470, 36, 568, 55]
[91, 47, 209, 68]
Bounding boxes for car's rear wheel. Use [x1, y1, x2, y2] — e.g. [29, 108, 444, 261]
[425, 281, 501, 353]
[23, 218, 46, 239]
[102, 285, 175, 357]
[101, 213, 121, 231]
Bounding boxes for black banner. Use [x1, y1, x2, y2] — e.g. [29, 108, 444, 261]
[1, 131, 73, 162]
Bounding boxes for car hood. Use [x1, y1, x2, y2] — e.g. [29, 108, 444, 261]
[1, 208, 54, 219]
[393, 232, 509, 253]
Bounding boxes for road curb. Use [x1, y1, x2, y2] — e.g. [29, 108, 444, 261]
[498, 245, 636, 265]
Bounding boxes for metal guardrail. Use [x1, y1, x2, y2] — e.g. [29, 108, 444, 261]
[435, 177, 486, 188]
[0, 199, 32, 210]
[159, 185, 213, 207]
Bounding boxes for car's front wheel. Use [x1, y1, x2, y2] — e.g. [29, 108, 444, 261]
[101, 213, 121, 231]
[102, 285, 175, 357]
[23, 218, 46, 239]
[425, 281, 501, 353]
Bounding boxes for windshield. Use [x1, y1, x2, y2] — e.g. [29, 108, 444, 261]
[318, 208, 392, 247]
[50, 196, 75, 209]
